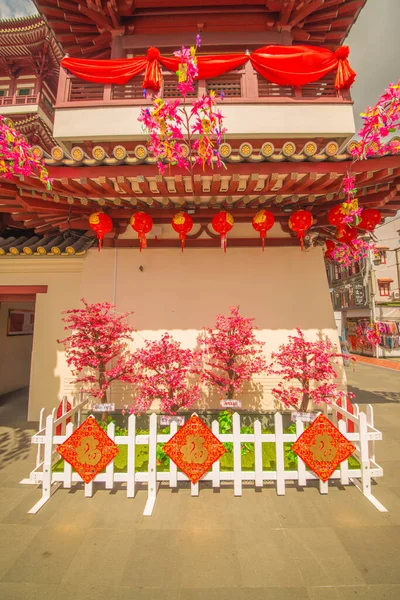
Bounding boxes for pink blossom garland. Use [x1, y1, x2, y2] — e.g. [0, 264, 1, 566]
[138, 35, 227, 176]
[331, 237, 375, 267]
[351, 80, 400, 159]
[0, 115, 52, 189]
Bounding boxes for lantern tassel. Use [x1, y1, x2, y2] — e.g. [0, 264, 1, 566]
[180, 233, 185, 252]
[299, 233, 304, 251]
[221, 234, 227, 252]
[261, 235, 265, 252]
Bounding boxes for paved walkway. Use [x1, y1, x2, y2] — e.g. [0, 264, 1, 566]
[355, 355, 400, 371]
[0, 369, 400, 599]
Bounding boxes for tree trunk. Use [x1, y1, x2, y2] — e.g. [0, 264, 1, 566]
[98, 362, 108, 423]
[300, 378, 310, 412]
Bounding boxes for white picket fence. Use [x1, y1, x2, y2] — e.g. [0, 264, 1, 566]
[21, 395, 386, 515]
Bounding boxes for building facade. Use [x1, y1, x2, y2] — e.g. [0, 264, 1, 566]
[326, 216, 400, 357]
[1, 0, 400, 419]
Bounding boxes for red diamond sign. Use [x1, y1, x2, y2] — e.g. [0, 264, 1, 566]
[163, 414, 226, 484]
[292, 413, 356, 482]
[57, 416, 119, 484]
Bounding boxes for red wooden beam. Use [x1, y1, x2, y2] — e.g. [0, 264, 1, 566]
[103, 237, 298, 249]
[0, 285, 47, 295]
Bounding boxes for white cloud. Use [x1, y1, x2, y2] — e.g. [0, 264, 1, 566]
[0, 0, 37, 19]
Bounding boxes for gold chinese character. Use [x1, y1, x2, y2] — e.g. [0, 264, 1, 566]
[310, 433, 338, 462]
[76, 436, 102, 466]
[181, 434, 209, 464]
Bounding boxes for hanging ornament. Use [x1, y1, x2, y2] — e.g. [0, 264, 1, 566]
[130, 212, 153, 251]
[328, 204, 347, 228]
[251, 209, 275, 251]
[359, 208, 381, 231]
[171, 211, 193, 251]
[88, 212, 113, 251]
[211, 211, 234, 252]
[288, 210, 313, 250]
[324, 239, 336, 261]
[335, 225, 357, 245]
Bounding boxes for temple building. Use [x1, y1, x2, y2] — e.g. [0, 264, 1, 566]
[1, 0, 400, 419]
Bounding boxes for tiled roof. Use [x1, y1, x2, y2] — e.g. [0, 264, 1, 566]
[0, 14, 44, 33]
[0, 230, 94, 257]
[34, 138, 400, 168]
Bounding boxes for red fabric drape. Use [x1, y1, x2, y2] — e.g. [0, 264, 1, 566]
[61, 45, 355, 92]
[159, 54, 248, 80]
[62, 56, 147, 85]
[250, 45, 338, 87]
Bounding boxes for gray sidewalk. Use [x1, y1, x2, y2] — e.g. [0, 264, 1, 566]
[0, 367, 400, 600]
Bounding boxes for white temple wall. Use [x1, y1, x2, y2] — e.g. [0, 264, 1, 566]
[0, 247, 345, 419]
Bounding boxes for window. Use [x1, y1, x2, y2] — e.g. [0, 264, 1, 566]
[18, 88, 32, 96]
[0, 89, 7, 97]
[378, 281, 391, 296]
[376, 249, 387, 264]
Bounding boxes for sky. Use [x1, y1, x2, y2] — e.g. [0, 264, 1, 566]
[0, 0, 36, 19]
[0, 0, 399, 130]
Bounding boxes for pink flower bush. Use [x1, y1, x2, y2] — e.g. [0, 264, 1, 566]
[200, 306, 267, 399]
[0, 115, 52, 189]
[268, 329, 352, 412]
[58, 299, 134, 403]
[127, 333, 200, 415]
[340, 173, 363, 225]
[352, 80, 400, 159]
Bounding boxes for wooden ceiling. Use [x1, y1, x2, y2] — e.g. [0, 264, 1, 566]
[34, 0, 366, 58]
[1, 155, 399, 241]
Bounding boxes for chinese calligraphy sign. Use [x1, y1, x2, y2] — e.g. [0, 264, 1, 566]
[292, 414, 356, 482]
[57, 416, 119, 484]
[163, 414, 226, 484]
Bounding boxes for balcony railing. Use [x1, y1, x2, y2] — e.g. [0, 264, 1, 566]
[0, 93, 55, 122]
[56, 66, 351, 107]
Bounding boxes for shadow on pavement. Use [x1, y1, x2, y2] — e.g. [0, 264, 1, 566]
[348, 385, 400, 404]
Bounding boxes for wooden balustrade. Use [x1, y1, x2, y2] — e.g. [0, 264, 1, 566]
[56, 67, 350, 107]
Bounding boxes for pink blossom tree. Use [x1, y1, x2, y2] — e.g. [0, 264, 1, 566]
[58, 299, 134, 404]
[128, 333, 200, 414]
[200, 306, 267, 399]
[268, 329, 351, 412]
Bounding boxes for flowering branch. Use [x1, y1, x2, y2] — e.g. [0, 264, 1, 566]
[0, 115, 52, 189]
[331, 237, 375, 267]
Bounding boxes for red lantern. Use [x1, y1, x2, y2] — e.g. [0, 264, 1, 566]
[359, 208, 381, 231]
[211, 211, 234, 252]
[172, 211, 193, 251]
[88, 212, 113, 251]
[328, 205, 347, 228]
[252, 210, 275, 251]
[130, 212, 153, 251]
[288, 210, 313, 250]
[336, 225, 357, 245]
[324, 239, 336, 261]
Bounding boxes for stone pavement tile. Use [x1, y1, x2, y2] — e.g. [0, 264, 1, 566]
[61, 528, 135, 587]
[307, 587, 339, 599]
[1, 525, 85, 584]
[0, 582, 56, 600]
[179, 528, 242, 589]
[0, 524, 40, 579]
[286, 527, 364, 586]
[177, 588, 309, 600]
[1, 482, 70, 527]
[334, 526, 400, 585]
[115, 589, 181, 600]
[233, 527, 303, 588]
[55, 585, 118, 600]
[120, 529, 182, 589]
[310, 585, 400, 599]
[0, 486, 37, 522]
[140, 487, 204, 531]
[45, 486, 146, 531]
[270, 486, 328, 529]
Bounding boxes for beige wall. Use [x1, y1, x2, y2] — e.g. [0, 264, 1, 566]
[0, 301, 35, 396]
[53, 103, 355, 142]
[0, 247, 345, 419]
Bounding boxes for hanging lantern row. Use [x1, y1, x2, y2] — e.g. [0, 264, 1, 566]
[88, 209, 313, 252]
